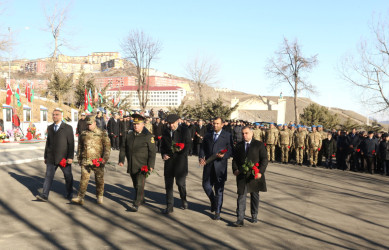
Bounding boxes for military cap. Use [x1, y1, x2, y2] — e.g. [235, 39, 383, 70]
[167, 114, 180, 123]
[85, 115, 96, 125]
[254, 122, 260, 126]
[283, 124, 288, 126]
[297, 125, 301, 128]
[312, 125, 316, 128]
[132, 114, 145, 124]
[318, 125, 323, 128]
[277, 124, 282, 127]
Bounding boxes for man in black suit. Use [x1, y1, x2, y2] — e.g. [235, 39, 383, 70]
[199, 117, 233, 220]
[195, 119, 207, 156]
[160, 114, 192, 214]
[36, 108, 75, 201]
[107, 113, 120, 150]
[232, 126, 268, 227]
[152, 118, 163, 152]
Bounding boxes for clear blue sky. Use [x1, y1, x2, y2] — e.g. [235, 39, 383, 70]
[1, 0, 388, 118]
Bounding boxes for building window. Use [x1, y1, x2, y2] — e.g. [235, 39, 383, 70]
[24, 109, 31, 122]
[42, 110, 47, 122]
[6, 109, 12, 122]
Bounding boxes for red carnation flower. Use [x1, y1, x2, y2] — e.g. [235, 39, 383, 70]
[264, 143, 267, 146]
[175, 143, 185, 150]
[302, 146, 304, 149]
[141, 165, 148, 173]
[220, 149, 228, 154]
[372, 150, 376, 155]
[356, 149, 361, 153]
[158, 136, 162, 140]
[255, 163, 259, 167]
[332, 154, 335, 157]
[318, 148, 321, 152]
[59, 158, 67, 168]
[98, 158, 103, 162]
[288, 146, 290, 149]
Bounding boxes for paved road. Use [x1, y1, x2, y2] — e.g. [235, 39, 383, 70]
[0, 146, 388, 249]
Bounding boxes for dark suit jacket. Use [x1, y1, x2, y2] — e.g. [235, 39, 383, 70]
[160, 125, 192, 177]
[200, 130, 233, 181]
[232, 139, 268, 194]
[107, 118, 120, 136]
[119, 128, 156, 175]
[44, 122, 75, 165]
[195, 125, 207, 144]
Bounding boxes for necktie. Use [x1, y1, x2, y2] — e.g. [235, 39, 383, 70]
[213, 133, 218, 142]
[54, 124, 58, 132]
[245, 142, 250, 154]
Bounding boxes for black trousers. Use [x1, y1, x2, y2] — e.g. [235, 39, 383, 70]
[202, 165, 225, 213]
[365, 156, 375, 173]
[130, 173, 146, 206]
[164, 175, 186, 208]
[110, 135, 119, 149]
[237, 184, 259, 221]
[42, 163, 73, 198]
[346, 152, 360, 171]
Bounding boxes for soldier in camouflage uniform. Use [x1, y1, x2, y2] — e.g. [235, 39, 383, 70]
[265, 123, 279, 162]
[288, 125, 296, 163]
[317, 125, 326, 166]
[293, 125, 306, 166]
[144, 117, 153, 134]
[72, 115, 111, 205]
[279, 124, 291, 164]
[306, 125, 322, 167]
[252, 123, 263, 141]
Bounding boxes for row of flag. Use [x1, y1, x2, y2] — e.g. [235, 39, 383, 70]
[5, 81, 34, 106]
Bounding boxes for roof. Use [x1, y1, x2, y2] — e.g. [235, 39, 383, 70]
[107, 86, 184, 91]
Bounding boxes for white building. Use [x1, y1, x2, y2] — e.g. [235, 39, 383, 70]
[106, 86, 187, 108]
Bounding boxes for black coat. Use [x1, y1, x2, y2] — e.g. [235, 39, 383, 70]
[195, 125, 207, 144]
[232, 139, 268, 194]
[233, 125, 243, 143]
[44, 122, 75, 165]
[95, 116, 106, 130]
[346, 133, 361, 154]
[160, 126, 192, 177]
[379, 141, 389, 161]
[76, 119, 88, 135]
[362, 137, 379, 157]
[152, 122, 164, 137]
[107, 118, 120, 136]
[119, 128, 156, 175]
[322, 138, 337, 158]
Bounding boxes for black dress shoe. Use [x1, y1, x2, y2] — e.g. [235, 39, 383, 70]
[181, 200, 188, 210]
[250, 217, 258, 223]
[213, 213, 221, 220]
[36, 194, 48, 202]
[163, 207, 174, 214]
[128, 205, 138, 212]
[233, 220, 244, 227]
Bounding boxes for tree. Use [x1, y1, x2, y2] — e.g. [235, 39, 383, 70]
[47, 72, 73, 104]
[266, 38, 318, 124]
[185, 56, 219, 108]
[300, 103, 339, 129]
[100, 90, 132, 114]
[341, 118, 362, 132]
[74, 72, 95, 109]
[340, 16, 389, 114]
[121, 30, 162, 112]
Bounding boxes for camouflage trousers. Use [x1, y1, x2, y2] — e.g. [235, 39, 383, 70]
[309, 148, 319, 165]
[281, 145, 290, 163]
[77, 165, 105, 198]
[266, 144, 276, 161]
[296, 147, 304, 164]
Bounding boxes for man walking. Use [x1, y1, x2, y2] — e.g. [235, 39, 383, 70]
[36, 108, 74, 202]
[119, 114, 156, 212]
[232, 126, 268, 227]
[199, 117, 233, 220]
[107, 113, 120, 150]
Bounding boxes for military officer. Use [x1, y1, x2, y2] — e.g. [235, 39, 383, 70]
[119, 114, 156, 212]
[252, 123, 263, 141]
[265, 123, 278, 162]
[72, 115, 111, 205]
[293, 125, 306, 166]
[279, 124, 291, 164]
[306, 125, 322, 167]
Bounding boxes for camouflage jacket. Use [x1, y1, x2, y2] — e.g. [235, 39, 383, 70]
[253, 128, 263, 141]
[307, 131, 322, 149]
[294, 131, 307, 148]
[265, 128, 279, 145]
[279, 129, 291, 146]
[78, 127, 111, 166]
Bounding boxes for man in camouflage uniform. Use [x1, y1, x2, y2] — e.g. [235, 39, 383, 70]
[317, 125, 326, 166]
[288, 125, 296, 163]
[279, 124, 291, 164]
[253, 123, 263, 141]
[144, 117, 153, 134]
[306, 125, 322, 167]
[265, 123, 278, 162]
[294, 125, 306, 166]
[72, 115, 111, 205]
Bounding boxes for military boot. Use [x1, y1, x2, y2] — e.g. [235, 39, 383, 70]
[71, 196, 84, 205]
[97, 196, 103, 204]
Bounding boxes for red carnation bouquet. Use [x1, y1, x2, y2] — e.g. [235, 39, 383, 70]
[59, 158, 67, 168]
[205, 148, 228, 165]
[92, 158, 103, 167]
[356, 149, 361, 153]
[157, 136, 162, 140]
[372, 150, 376, 155]
[172, 141, 185, 153]
[241, 159, 260, 179]
[141, 165, 151, 178]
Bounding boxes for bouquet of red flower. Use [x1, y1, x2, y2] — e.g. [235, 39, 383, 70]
[372, 150, 376, 155]
[157, 136, 162, 140]
[356, 149, 361, 153]
[205, 148, 228, 165]
[171, 141, 185, 153]
[27, 127, 36, 135]
[318, 147, 321, 152]
[141, 165, 150, 178]
[59, 158, 67, 168]
[92, 158, 103, 167]
[241, 159, 260, 179]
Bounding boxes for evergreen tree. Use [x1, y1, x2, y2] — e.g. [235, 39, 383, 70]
[300, 103, 339, 129]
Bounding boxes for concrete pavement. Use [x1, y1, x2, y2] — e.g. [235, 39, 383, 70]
[0, 147, 388, 249]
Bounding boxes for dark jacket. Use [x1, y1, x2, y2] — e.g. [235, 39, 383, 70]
[322, 138, 337, 158]
[107, 118, 120, 136]
[379, 141, 389, 161]
[76, 119, 88, 135]
[232, 139, 268, 194]
[160, 125, 192, 177]
[44, 122, 75, 165]
[346, 133, 361, 154]
[233, 125, 243, 143]
[200, 130, 233, 181]
[153, 122, 164, 137]
[95, 116, 106, 130]
[119, 128, 156, 175]
[362, 137, 379, 157]
[119, 120, 131, 136]
[195, 124, 207, 144]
